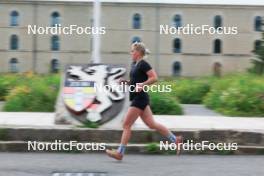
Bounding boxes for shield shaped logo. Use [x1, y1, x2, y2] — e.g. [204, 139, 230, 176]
[61, 64, 126, 125]
[63, 80, 96, 114]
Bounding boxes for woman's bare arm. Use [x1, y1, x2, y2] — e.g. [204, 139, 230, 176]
[143, 69, 158, 85]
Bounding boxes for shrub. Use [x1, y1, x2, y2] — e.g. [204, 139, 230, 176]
[161, 78, 214, 104]
[203, 74, 264, 117]
[3, 74, 60, 112]
[145, 143, 160, 154]
[0, 74, 22, 100]
[149, 91, 183, 115]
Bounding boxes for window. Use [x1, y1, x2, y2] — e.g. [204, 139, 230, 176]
[255, 16, 262, 32]
[51, 35, 60, 51]
[173, 61, 181, 76]
[213, 39, 222, 54]
[173, 38, 181, 53]
[10, 35, 18, 50]
[173, 14, 182, 28]
[133, 13, 141, 29]
[132, 36, 141, 43]
[214, 15, 222, 29]
[51, 12, 60, 26]
[51, 59, 59, 73]
[10, 11, 19, 26]
[254, 40, 262, 51]
[9, 58, 18, 73]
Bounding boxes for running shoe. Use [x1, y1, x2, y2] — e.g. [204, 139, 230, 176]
[106, 149, 123, 160]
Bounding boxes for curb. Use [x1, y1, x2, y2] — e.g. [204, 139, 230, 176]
[0, 141, 263, 155]
[0, 127, 263, 146]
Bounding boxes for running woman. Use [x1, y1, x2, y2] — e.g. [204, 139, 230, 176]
[106, 42, 182, 160]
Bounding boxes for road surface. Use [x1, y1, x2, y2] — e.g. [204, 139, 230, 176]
[0, 153, 263, 176]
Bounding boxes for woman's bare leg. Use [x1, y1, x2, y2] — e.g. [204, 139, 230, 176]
[140, 105, 183, 155]
[120, 107, 143, 145]
[106, 106, 142, 160]
[140, 105, 170, 136]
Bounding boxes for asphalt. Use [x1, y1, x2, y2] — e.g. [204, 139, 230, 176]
[0, 153, 263, 176]
[181, 104, 222, 116]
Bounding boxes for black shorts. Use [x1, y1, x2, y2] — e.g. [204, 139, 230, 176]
[130, 93, 149, 110]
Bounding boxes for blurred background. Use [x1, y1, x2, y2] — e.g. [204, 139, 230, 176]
[0, 0, 263, 117]
[0, 1, 263, 176]
[0, 0, 263, 76]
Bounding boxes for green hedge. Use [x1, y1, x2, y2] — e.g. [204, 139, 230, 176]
[149, 91, 183, 115]
[0, 74, 23, 101]
[160, 78, 214, 104]
[3, 73, 60, 112]
[203, 74, 264, 117]
[1, 73, 263, 117]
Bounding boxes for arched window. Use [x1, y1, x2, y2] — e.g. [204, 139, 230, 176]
[213, 39, 222, 54]
[51, 35, 60, 51]
[254, 16, 262, 32]
[10, 35, 18, 50]
[132, 36, 141, 43]
[51, 12, 60, 26]
[173, 38, 181, 53]
[173, 14, 182, 28]
[173, 61, 181, 76]
[133, 13, 141, 29]
[9, 58, 18, 73]
[10, 11, 19, 26]
[254, 40, 262, 51]
[214, 15, 222, 29]
[51, 59, 59, 73]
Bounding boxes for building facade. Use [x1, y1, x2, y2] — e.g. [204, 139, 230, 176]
[0, 0, 263, 76]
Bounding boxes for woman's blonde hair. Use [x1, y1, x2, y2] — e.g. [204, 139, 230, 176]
[132, 42, 150, 56]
